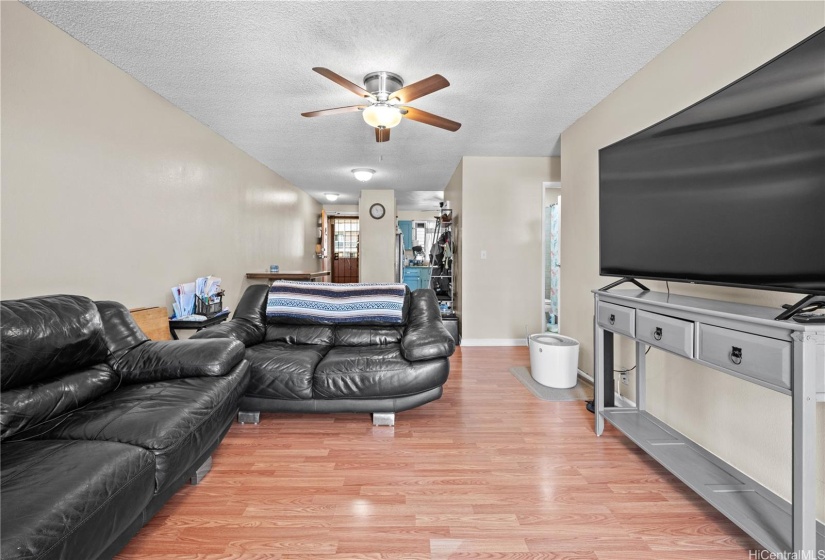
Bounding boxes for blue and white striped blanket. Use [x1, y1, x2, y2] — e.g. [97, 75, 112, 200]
[266, 281, 407, 324]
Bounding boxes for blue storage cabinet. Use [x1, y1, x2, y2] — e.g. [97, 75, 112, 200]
[398, 220, 413, 250]
[403, 267, 432, 291]
[403, 266, 420, 290]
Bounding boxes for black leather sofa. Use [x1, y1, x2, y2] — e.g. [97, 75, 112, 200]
[192, 285, 454, 425]
[0, 295, 250, 560]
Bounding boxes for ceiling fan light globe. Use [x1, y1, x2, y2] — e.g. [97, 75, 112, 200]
[351, 168, 375, 182]
[362, 104, 402, 129]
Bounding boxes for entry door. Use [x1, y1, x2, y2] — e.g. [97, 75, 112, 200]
[330, 217, 359, 283]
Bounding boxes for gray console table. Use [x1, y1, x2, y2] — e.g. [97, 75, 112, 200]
[593, 289, 824, 556]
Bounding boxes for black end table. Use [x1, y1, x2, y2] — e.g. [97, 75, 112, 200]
[168, 312, 229, 340]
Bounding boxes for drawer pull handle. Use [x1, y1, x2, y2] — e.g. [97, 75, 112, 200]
[609, 314, 615, 325]
[653, 327, 663, 341]
[730, 346, 743, 365]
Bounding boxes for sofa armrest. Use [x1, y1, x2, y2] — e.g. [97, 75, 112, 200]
[189, 319, 264, 347]
[112, 339, 245, 383]
[400, 289, 456, 362]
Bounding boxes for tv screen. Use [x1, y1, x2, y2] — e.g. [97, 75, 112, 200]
[599, 28, 825, 296]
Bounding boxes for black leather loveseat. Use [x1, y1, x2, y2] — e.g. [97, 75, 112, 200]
[0, 295, 250, 560]
[192, 284, 454, 425]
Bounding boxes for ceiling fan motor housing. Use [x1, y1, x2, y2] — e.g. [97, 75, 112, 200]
[363, 71, 404, 101]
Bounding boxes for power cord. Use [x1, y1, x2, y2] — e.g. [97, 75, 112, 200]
[614, 345, 651, 373]
[586, 345, 652, 414]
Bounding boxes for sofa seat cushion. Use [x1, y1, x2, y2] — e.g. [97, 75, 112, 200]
[43, 363, 248, 494]
[265, 324, 334, 345]
[314, 344, 450, 399]
[334, 325, 404, 346]
[1, 439, 155, 560]
[245, 341, 331, 400]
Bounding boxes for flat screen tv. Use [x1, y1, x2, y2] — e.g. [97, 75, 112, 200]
[599, 28, 825, 296]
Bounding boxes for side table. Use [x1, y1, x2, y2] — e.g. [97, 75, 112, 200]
[168, 312, 229, 340]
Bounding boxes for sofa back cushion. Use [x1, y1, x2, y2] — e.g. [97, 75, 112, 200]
[233, 284, 269, 328]
[264, 324, 334, 346]
[334, 326, 405, 346]
[95, 300, 150, 359]
[1, 364, 119, 441]
[1, 295, 109, 391]
[266, 282, 410, 326]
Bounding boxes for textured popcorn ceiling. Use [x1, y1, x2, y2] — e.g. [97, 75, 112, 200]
[23, 1, 719, 209]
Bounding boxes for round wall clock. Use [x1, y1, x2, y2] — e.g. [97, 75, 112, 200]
[369, 203, 386, 220]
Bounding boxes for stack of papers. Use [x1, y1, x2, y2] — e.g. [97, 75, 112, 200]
[171, 282, 196, 319]
[171, 276, 223, 319]
[171, 314, 208, 322]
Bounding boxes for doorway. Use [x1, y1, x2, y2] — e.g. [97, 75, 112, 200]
[543, 183, 561, 332]
[329, 217, 359, 283]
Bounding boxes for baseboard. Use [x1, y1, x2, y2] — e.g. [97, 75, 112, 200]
[461, 338, 527, 347]
[576, 370, 633, 407]
[615, 392, 636, 408]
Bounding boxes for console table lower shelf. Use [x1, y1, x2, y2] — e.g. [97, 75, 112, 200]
[602, 408, 825, 553]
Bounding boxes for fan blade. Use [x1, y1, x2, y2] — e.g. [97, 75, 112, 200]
[390, 74, 449, 104]
[301, 105, 367, 118]
[313, 67, 372, 99]
[401, 107, 461, 132]
[375, 127, 391, 142]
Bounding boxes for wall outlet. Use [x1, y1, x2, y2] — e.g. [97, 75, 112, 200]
[480, 250, 487, 259]
[621, 372, 629, 385]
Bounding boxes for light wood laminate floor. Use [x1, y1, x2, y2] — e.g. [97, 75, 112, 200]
[116, 346, 759, 559]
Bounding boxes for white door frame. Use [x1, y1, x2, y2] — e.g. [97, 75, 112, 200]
[541, 182, 562, 332]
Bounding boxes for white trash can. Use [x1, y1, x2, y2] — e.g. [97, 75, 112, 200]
[528, 333, 580, 389]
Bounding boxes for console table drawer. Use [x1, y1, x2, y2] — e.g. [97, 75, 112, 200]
[597, 302, 635, 337]
[698, 324, 791, 390]
[637, 310, 694, 358]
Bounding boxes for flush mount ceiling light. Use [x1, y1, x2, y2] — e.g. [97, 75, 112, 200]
[301, 68, 461, 143]
[324, 193, 340, 201]
[351, 168, 375, 182]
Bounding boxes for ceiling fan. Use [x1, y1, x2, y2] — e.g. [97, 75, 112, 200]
[301, 68, 461, 142]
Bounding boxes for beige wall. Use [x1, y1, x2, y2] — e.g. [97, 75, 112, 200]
[358, 190, 396, 282]
[459, 157, 560, 343]
[397, 210, 439, 222]
[323, 204, 359, 215]
[0, 2, 320, 311]
[560, 1, 824, 519]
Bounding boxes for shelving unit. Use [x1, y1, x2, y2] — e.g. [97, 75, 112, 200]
[428, 208, 454, 312]
[593, 289, 824, 556]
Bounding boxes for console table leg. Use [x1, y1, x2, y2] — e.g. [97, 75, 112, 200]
[594, 301, 614, 436]
[792, 332, 818, 555]
[636, 341, 646, 412]
[603, 331, 614, 410]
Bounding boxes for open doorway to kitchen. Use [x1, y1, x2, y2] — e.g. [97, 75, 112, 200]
[543, 183, 561, 332]
[329, 217, 359, 283]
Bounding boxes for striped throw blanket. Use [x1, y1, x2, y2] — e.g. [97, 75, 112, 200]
[266, 281, 407, 324]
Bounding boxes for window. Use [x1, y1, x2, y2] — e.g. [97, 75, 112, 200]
[332, 218, 359, 258]
[412, 221, 435, 253]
